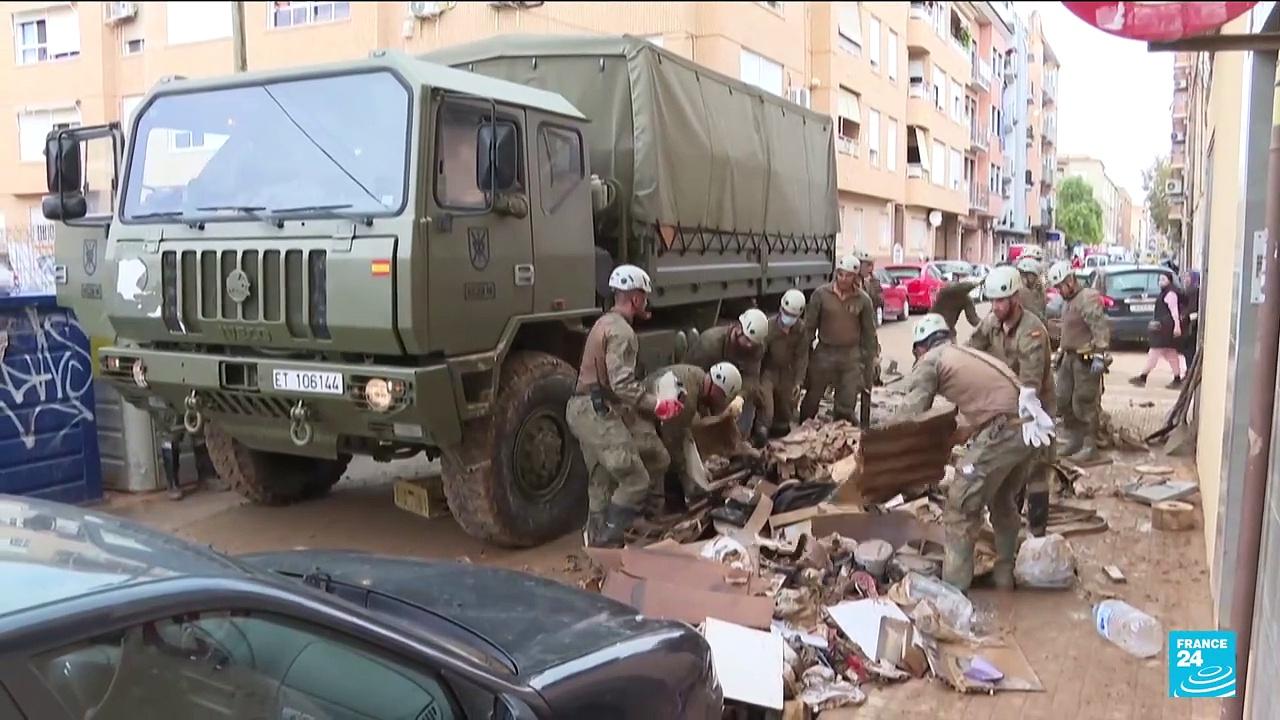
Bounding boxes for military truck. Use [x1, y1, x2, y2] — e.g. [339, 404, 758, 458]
[42, 35, 838, 547]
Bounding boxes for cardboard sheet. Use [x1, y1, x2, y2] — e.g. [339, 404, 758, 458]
[702, 618, 784, 710]
[926, 640, 1044, 693]
[825, 598, 909, 659]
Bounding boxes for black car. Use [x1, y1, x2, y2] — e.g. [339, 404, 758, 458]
[0, 495, 721, 720]
[1090, 264, 1178, 344]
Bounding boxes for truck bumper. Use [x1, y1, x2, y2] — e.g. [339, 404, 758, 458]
[99, 347, 462, 454]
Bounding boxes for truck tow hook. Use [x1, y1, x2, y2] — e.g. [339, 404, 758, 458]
[183, 391, 204, 434]
[289, 400, 315, 447]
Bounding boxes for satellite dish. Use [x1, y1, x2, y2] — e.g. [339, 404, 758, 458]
[928, 210, 943, 227]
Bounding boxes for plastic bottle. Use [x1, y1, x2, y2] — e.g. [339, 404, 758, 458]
[1093, 600, 1163, 658]
[905, 572, 974, 635]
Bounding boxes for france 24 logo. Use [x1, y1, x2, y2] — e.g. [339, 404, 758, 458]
[1168, 631, 1236, 698]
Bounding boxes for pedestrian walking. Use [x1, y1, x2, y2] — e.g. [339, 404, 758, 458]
[1129, 272, 1186, 388]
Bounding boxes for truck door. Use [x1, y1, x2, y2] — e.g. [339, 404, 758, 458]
[427, 97, 534, 355]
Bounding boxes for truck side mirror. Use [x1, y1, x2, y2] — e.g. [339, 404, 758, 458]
[477, 122, 518, 193]
[43, 131, 88, 220]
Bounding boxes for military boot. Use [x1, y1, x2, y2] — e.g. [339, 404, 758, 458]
[593, 504, 638, 549]
[993, 529, 1020, 590]
[942, 537, 976, 593]
[1059, 426, 1084, 457]
[1027, 489, 1050, 537]
[583, 511, 607, 547]
[1068, 438, 1104, 465]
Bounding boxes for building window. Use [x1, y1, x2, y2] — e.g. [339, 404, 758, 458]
[167, 2, 232, 45]
[18, 107, 81, 163]
[740, 48, 784, 96]
[950, 78, 963, 123]
[838, 3, 862, 55]
[868, 109, 881, 167]
[990, 105, 1000, 134]
[989, 161, 1000, 193]
[886, 117, 898, 172]
[13, 6, 80, 65]
[933, 64, 946, 111]
[170, 130, 210, 151]
[123, 37, 145, 55]
[868, 15, 881, 71]
[950, 148, 963, 191]
[837, 87, 862, 154]
[887, 30, 899, 82]
[270, 1, 351, 28]
[908, 126, 929, 178]
[932, 140, 946, 187]
[1026, 169, 1034, 186]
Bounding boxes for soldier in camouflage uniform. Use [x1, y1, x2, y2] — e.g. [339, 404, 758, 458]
[755, 289, 810, 441]
[687, 308, 769, 442]
[567, 265, 684, 548]
[1015, 256, 1048, 322]
[857, 251, 884, 320]
[644, 362, 742, 503]
[799, 254, 879, 424]
[930, 279, 982, 334]
[967, 266, 1055, 536]
[1047, 260, 1112, 465]
[894, 314, 1049, 591]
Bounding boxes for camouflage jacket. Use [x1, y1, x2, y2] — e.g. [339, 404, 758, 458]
[967, 308, 1054, 404]
[1060, 288, 1110, 353]
[687, 324, 765, 405]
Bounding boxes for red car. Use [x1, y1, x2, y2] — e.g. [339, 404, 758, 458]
[884, 262, 950, 313]
[873, 268, 909, 323]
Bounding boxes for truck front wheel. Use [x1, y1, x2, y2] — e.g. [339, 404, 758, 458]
[206, 425, 351, 505]
[441, 351, 587, 547]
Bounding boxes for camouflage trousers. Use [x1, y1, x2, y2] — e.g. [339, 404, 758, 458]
[943, 416, 1035, 591]
[1055, 354, 1102, 433]
[566, 396, 669, 514]
[658, 422, 701, 500]
[800, 345, 864, 422]
[755, 368, 799, 435]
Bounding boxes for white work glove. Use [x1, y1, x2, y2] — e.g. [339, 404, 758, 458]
[1017, 387, 1055, 448]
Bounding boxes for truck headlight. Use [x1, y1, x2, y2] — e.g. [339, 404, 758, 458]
[131, 361, 148, 389]
[364, 378, 394, 412]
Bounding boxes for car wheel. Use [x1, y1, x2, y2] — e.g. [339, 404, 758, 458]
[206, 425, 351, 505]
[876, 306, 884, 327]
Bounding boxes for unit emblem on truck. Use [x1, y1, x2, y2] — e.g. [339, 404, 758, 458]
[468, 227, 490, 270]
[226, 269, 252, 304]
[82, 238, 98, 276]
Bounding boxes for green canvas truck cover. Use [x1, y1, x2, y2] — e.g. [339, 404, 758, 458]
[423, 35, 840, 243]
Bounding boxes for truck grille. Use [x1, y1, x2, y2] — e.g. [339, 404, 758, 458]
[161, 248, 330, 340]
[204, 391, 294, 419]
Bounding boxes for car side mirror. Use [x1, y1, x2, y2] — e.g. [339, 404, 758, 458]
[43, 131, 87, 220]
[477, 122, 518, 192]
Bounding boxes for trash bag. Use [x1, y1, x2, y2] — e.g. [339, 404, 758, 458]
[1014, 533, 1076, 589]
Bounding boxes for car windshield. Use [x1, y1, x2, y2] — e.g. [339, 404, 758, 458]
[934, 261, 972, 278]
[886, 267, 921, 282]
[1104, 271, 1165, 300]
[122, 71, 410, 223]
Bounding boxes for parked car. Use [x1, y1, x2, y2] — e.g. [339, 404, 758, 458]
[1090, 264, 1179, 345]
[0, 255, 16, 297]
[884, 262, 946, 313]
[0, 495, 722, 720]
[967, 263, 992, 302]
[874, 268, 909, 323]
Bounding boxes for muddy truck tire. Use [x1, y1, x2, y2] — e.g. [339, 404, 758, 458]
[206, 425, 351, 505]
[442, 351, 587, 547]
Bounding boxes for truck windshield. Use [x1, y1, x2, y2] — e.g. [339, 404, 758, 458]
[121, 71, 410, 223]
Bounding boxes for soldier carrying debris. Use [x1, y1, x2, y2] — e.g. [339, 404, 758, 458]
[754, 289, 810, 443]
[966, 265, 1055, 536]
[929, 277, 982, 334]
[644, 362, 743, 507]
[687, 308, 769, 442]
[799, 253, 879, 424]
[567, 265, 684, 549]
[893, 313, 1055, 591]
[1047, 260, 1112, 465]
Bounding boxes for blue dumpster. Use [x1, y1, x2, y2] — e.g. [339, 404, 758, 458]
[0, 294, 103, 503]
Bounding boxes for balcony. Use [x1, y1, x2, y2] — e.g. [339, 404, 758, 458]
[1170, 199, 1185, 221]
[970, 184, 990, 212]
[970, 122, 988, 152]
[909, 79, 929, 99]
[1042, 120, 1056, 146]
[969, 56, 992, 90]
[1173, 95, 1188, 118]
[910, 1, 932, 21]
[1172, 148, 1186, 168]
[907, 163, 926, 179]
[1040, 209, 1054, 227]
[1042, 79, 1056, 105]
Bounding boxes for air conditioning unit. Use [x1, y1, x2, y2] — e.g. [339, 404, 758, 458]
[787, 87, 812, 109]
[105, 2, 138, 23]
[489, 1, 544, 8]
[1166, 178, 1184, 196]
[410, 1, 455, 19]
[1172, 130, 1187, 143]
[1174, 77, 1189, 91]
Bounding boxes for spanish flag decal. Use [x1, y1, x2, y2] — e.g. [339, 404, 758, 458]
[371, 259, 392, 277]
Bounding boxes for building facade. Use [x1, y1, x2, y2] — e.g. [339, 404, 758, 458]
[1056, 154, 1122, 248]
[0, 1, 1060, 264]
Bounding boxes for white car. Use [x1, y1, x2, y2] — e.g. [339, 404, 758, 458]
[0, 259, 15, 297]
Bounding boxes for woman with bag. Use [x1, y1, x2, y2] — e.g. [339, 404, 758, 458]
[1129, 273, 1185, 388]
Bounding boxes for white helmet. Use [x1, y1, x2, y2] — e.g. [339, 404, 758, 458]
[780, 289, 806, 316]
[912, 313, 951, 345]
[1022, 245, 1046, 260]
[709, 362, 743, 399]
[1047, 260, 1074, 288]
[983, 265, 1022, 300]
[856, 249, 874, 263]
[836, 253, 861, 273]
[608, 264, 652, 293]
[738, 308, 769, 344]
[1015, 256, 1042, 275]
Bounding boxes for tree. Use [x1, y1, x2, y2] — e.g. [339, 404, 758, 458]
[1143, 156, 1178, 240]
[1057, 176, 1104, 246]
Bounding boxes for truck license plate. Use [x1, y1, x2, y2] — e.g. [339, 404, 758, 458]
[1130, 302, 1155, 313]
[273, 369, 344, 395]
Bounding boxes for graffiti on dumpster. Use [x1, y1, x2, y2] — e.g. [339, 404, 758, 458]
[0, 307, 94, 451]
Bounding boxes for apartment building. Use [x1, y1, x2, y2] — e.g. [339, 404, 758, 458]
[1117, 187, 1132, 249]
[0, 1, 1058, 265]
[1057, 154, 1122, 248]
